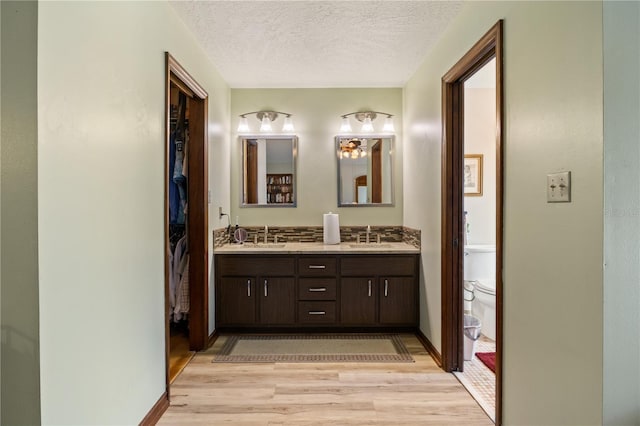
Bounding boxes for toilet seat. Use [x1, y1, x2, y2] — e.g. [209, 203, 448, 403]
[474, 279, 496, 296]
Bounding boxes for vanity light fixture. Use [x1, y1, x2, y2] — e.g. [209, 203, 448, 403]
[361, 116, 374, 132]
[237, 116, 250, 133]
[340, 117, 352, 133]
[237, 110, 295, 133]
[260, 115, 273, 132]
[282, 116, 295, 132]
[339, 111, 395, 133]
[383, 116, 395, 132]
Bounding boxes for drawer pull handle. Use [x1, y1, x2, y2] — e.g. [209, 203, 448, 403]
[368, 280, 372, 297]
[384, 279, 389, 297]
[308, 287, 327, 292]
[247, 280, 251, 297]
[264, 280, 268, 297]
[308, 311, 326, 315]
[308, 265, 326, 269]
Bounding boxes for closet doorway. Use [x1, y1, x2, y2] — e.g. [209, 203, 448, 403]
[440, 21, 504, 424]
[164, 53, 209, 389]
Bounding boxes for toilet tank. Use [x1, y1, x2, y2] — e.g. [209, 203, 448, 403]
[463, 244, 496, 281]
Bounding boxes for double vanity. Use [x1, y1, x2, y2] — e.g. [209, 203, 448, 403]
[220, 130, 417, 331]
[214, 242, 419, 331]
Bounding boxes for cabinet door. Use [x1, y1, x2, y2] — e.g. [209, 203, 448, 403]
[218, 277, 256, 325]
[379, 277, 417, 325]
[340, 277, 377, 325]
[259, 277, 296, 325]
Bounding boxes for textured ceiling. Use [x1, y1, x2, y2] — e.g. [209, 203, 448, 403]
[169, 1, 464, 88]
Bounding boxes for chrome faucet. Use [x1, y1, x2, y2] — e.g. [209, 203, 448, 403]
[264, 225, 269, 244]
[366, 225, 371, 244]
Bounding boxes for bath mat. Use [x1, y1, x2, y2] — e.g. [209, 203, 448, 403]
[213, 334, 413, 363]
[476, 351, 496, 373]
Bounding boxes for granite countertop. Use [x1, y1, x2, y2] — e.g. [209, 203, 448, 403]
[214, 241, 420, 254]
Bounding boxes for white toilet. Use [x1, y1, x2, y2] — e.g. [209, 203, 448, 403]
[464, 244, 496, 341]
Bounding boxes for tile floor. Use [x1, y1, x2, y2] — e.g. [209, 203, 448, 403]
[453, 335, 496, 422]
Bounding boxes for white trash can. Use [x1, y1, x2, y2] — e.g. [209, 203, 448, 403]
[463, 314, 482, 361]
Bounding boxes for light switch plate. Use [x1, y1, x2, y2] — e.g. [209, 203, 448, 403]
[547, 171, 571, 202]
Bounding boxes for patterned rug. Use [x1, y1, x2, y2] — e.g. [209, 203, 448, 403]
[213, 334, 414, 363]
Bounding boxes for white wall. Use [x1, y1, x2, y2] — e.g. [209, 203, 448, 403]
[0, 2, 40, 424]
[404, 2, 603, 424]
[230, 88, 402, 226]
[463, 88, 496, 245]
[37, 2, 230, 424]
[603, 1, 640, 424]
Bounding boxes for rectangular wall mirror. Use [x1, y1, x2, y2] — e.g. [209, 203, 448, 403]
[336, 135, 394, 206]
[241, 136, 297, 207]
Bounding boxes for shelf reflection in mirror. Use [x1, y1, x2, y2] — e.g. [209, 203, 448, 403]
[241, 136, 297, 207]
[336, 135, 394, 206]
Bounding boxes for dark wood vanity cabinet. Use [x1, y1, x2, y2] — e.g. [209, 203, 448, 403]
[215, 253, 418, 329]
[340, 277, 377, 324]
[217, 276, 256, 325]
[297, 256, 338, 324]
[340, 256, 418, 327]
[215, 255, 296, 327]
[378, 276, 417, 325]
[259, 277, 296, 324]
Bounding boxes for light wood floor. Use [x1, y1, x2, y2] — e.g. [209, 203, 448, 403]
[158, 334, 493, 425]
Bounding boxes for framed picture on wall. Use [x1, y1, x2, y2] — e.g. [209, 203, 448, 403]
[464, 154, 483, 196]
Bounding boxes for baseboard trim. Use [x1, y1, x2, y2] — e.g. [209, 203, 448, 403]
[416, 329, 442, 368]
[139, 392, 169, 426]
[208, 329, 220, 349]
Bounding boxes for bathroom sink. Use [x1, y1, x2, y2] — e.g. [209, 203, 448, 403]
[348, 244, 392, 249]
[243, 243, 286, 249]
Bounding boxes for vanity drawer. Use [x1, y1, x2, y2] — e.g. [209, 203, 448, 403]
[298, 278, 337, 301]
[341, 255, 417, 276]
[298, 301, 336, 323]
[298, 257, 337, 276]
[217, 255, 295, 276]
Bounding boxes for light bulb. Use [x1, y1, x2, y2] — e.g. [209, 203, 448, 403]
[351, 150, 359, 159]
[343, 151, 349, 158]
[383, 116, 395, 132]
[360, 150, 367, 157]
[237, 116, 250, 133]
[282, 116, 295, 132]
[340, 117, 352, 132]
[260, 115, 272, 132]
[361, 116, 374, 132]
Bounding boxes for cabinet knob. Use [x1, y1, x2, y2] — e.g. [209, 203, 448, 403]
[368, 280, 372, 297]
[308, 265, 326, 269]
[384, 279, 389, 297]
[308, 287, 327, 292]
[264, 280, 268, 297]
[308, 311, 326, 315]
[247, 279, 251, 297]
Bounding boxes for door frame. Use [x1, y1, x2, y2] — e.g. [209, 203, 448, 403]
[440, 21, 504, 424]
[371, 140, 382, 203]
[164, 53, 209, 393]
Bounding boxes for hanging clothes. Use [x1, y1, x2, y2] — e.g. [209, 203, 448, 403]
[170, 234, 188, 319]
[173, 130, 188, 224]
[169, 92, 188, 225]
[174, 255, 190, 321]
[168, 132, 181, 224]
